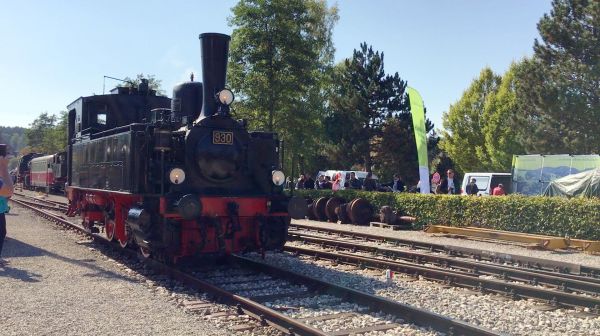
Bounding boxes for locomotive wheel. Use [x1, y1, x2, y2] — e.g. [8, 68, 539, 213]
[313, 197, 330, 221]
[139, 246, 151, 258]
[325, 197, 345, 222]
[118, 228, 130, 248]
[348, 198, 374, 226]
[105, 218, 116, 241]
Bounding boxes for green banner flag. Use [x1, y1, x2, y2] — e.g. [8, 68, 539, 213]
[407, 87, 430, 194]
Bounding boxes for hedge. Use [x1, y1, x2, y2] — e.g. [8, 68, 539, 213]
[291, 190, 600, 241]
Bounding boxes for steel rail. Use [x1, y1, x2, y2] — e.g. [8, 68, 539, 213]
[13, 191, 69, 209]
[289, 232, 600, 294]
[146, 258, 328, 336]
[284, 244, 600, 312]
[11, 196, 69, 213]
[290, 223, 600, 278]
[231, 255, 499, 336]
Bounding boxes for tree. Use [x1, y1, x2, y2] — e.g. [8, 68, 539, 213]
[515, 0, 600, 154]
[482, 62, 526, 171]
[25, 112, 56, 152]
[228, 0, 338, 174]
[439, 68, 501, 172]
[121, 73, 166, 96]
[0, 126, 26, 154]
[375, 118, 437, 184]
[25, 112, 67, 154]
[326, 43, 413, 173]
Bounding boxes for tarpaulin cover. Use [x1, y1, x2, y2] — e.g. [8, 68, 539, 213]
[512, 154, 600, 195]
[543, 168, 600, 198]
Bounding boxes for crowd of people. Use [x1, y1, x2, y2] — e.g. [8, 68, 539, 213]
[289, 168, 507, 196]
[288, 171, 405, 193]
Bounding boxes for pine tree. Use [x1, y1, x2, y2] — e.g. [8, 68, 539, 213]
[516, 0, 600, 154]
[326, 43, 428, 175]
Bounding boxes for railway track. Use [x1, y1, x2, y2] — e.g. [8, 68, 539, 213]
[12, 191, 69, 211]
[290, 223, 600, 278]
[8, 198, 500, 335]
[286, 232, 600, 313]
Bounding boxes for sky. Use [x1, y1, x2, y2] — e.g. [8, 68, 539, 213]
[0, 0, 553, 131]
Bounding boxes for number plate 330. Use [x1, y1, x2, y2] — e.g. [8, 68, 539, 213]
[212, 131, 233, 145]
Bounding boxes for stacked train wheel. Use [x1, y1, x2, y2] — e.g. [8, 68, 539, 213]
[313, 197, 330, 221]
[347, 198, 373, 226]
[325, 197, 344, 222]
[302, 196, 374, 226]
[336, 203, 351, 224]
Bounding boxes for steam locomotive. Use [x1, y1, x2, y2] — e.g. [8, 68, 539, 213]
[65, 33, 303, 261]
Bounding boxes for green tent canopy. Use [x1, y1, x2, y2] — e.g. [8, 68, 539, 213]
[543, 168, 600, 198]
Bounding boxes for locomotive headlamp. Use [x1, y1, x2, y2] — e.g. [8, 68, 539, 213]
[217, 89, 234, 105]
[271, 170, 285, 186]
[169, 168, 186, 184]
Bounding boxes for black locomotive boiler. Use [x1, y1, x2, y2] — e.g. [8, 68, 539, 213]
[65, 33, 303, 260]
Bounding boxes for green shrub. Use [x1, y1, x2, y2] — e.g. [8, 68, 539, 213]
[291, 190, 600, 240]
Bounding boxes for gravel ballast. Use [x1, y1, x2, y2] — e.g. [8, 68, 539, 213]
[249, 248, 600, 336]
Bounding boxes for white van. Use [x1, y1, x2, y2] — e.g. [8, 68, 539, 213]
[460, 172, 512, 196]
[316, 170, 379, 190]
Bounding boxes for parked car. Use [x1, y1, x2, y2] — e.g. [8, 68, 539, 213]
[460, 172, 512, 196]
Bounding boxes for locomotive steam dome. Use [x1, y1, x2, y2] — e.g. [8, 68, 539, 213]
[195, 131, 241, 182]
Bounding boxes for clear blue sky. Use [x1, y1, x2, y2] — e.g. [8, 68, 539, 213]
[0, 0, 552, 131]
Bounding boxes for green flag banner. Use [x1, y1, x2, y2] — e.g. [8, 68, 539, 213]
[407, 87, 430, 194]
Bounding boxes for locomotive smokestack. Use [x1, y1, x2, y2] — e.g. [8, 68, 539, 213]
[198, 33, 231, 120]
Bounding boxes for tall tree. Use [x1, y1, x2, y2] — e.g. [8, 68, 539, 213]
[0, 126, 26, 154]
[515, 0, 600, 153]
[228, 0, 338, 174]
[25, 112, 67, 154]
[326, 43, 411, 172]
[482, 62, 526, 171]
[439, 68, 501, 172]
[25, 112, 56, 152]
[371, 116, 434, 184]
[121, 73, 166, 96]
